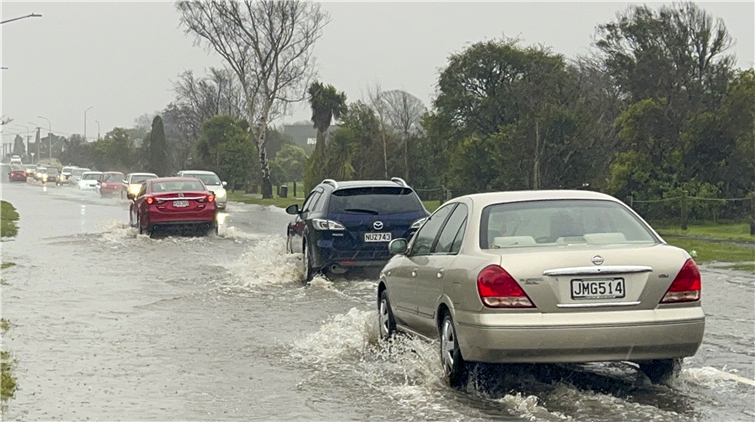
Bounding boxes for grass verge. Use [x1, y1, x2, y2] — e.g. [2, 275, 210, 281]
[0, 263, 15, 270]
[663, 237, 755, 273]
[1, 201, 19, 238]
[227, 192, 301, 209]
[1, 351, 16, 403]
[653, 221, 754, 242]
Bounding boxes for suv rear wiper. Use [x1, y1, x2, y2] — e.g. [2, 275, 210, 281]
[343, 208, 379, 215]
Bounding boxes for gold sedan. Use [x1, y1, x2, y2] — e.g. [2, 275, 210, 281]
[378, 190, 704, 386]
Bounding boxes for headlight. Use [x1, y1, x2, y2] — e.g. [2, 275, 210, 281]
[410, 217, 427, 229]
[216, 189, 226, 198]
[312, 219, 346, 231]
[129, 185, 141, 195]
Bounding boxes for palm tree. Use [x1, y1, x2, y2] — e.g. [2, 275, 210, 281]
[308, 82, 347, 155]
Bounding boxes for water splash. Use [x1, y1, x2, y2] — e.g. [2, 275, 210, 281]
[224, 234, 302, 288]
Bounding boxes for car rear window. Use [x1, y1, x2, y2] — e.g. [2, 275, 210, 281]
[82, 173, 101, 180]
[480, 199, 658, 249]
[132, 174, 156, 184]
[102, 173, 123, 182]
[328, 187, 423, 215]
[152, 181, 205, 192]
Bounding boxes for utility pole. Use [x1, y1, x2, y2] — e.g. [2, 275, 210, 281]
[95, 120, 101, 140]
[84, 106, 93, 141]
[38, 116, 51, 163]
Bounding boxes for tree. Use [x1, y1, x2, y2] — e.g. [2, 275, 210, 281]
[178, 0, 330, 198]
[274, 144, 307, 183]
[12, 134, 25, 157]
[147, 116, 170, 176]
[195, 115, 259, 191]
[379, 90, 425, 180]
[305, 81, 346, 190]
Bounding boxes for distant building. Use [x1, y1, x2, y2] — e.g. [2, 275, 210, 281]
[282, 123, 338, 149]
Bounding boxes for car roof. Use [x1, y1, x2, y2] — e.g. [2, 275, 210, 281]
[323, 180, 411, 190]
[129, 172, 158, 177]
[149, 176, 206, 183]
[82, 171, 101, 174]
[459, 190, 620, 206]
[178, 170, 217, 175]
[103, 171, 124, 174]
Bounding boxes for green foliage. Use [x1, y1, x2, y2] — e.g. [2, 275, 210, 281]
[305, 82, 348, 191]
[147, 115, 171, 176]
[89, 128, 137, 172]
[196, 115, 260, 191]
[1, 350, 16, 402]
[274, 144, 307, 183]
[1, 201, 19, 238]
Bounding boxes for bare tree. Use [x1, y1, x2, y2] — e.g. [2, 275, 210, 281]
[366, 84, 390, 179]
[380, 90, 425, 180]
[177, 0, 329, 197]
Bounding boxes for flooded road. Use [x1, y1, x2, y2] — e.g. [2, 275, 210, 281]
[1, 182, 754, 421]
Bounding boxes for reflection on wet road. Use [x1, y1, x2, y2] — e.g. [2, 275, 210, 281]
[1, 182, 753, 421]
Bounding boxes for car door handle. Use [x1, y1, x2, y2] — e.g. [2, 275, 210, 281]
[437, 269, 445, 279]
[411, 269, 418, 278]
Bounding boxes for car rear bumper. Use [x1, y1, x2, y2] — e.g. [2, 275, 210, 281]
[148, 209, 216, 225]
[315, 245, 391, 269]
[455, 307, 705, 363]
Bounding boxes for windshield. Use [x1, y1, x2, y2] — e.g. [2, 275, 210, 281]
[82, 173, 101, 180]
[480, 199, 658, 249]
[185, 173, 221, 185]
[72, 169, 87, 176]
[102, 173, 124, 182]
[47, 168, 59, 175]
[152, 180, 206, 192]
[131, 174, 157, 184]
[328, 187, 423, 215]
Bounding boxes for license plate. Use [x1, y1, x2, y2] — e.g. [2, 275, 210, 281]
[364, 232, 392, 242]
[571, 278, 625, 300]
[173, 200, 189, 207]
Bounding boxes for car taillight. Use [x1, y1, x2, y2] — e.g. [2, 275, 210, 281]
[146, 197, 155, 205]
[312, 218, 346, 231]
[207, 195, 215, 203]
[477, 265, 534, 308]
[101, 183, 108, 187]
[661, 258, 701, 303]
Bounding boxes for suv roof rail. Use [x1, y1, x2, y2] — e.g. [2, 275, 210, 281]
[322, 179, 339, 189]
[390, 177, 408, 187]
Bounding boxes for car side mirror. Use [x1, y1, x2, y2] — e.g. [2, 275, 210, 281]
[222, 181, 227, 187]
[388, 238, 408, 255]
[127, 193, 135, 200]
[285, 204, 300, 215]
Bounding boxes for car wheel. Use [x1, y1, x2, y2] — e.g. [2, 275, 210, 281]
[137, 215, 144, 235]
[285, 234, 293, 254]
[378, 289, 396, 340]
[638, 358, 682, 384]
[302, 239, 314, 283]
[129, 208, 136, 227]
[440, 312, 468, 387]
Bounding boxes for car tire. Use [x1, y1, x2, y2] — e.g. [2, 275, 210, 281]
[206, 224, 218, 237]
[129, 208, 136, 227]
[137, 215, 144, 235]
[440, 312, 468, 387]
[285, 234, 293, 254]
[302, 239, 314, 283]
[378, 289, 396, 340]
[638, 358, 682, 384]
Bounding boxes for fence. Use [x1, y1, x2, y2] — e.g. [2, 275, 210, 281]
[628, 191, 755, 233]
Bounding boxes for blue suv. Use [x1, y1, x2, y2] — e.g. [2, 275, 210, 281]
[286, 178, 429, 281]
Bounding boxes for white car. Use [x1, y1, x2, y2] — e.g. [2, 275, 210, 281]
[176, 170, 227, 209]
[78, 171, 103, 190]
[123, 172, 158, 199]
[10, 155, 22, 165]
[69, 168, 91, 184]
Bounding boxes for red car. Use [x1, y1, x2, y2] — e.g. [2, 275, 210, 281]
[97, 171, 125, 197]
[128, 177, 218, 237]
[8, 167, 27, 182]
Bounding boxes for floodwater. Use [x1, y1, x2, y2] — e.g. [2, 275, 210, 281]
[1, 182, 753, 421]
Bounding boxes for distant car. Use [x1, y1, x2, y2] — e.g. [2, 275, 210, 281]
[96, 171, 125, 197]
[69, 168, 91, 184]
[24, 164, 38, 179]
[56, 166, 76, 185]
[10, 155, 22, 165]
[122, 172, 158, 200]
[78, 171, 103, 190]
[176, 170, 227, 209]
[8, 165, 27, 182]
[40, 167, 58, 184]
[285, 178, 429, 281]
[34, 167, 47, 181]
[128, 177, 218, 237]
[377, 190, 705, 386]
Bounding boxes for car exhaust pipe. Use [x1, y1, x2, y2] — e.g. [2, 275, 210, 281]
[329, 264, 348, 274]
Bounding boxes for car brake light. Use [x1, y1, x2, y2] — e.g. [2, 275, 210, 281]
[312, 219, 346, 231]
[477, 265, 534, 308]
[661, 258, 701, 303]
[146, 197, 155, 205]
[207, 194, 215, 203]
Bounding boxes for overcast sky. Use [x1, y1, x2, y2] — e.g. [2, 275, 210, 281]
[2, 1, 753, 146]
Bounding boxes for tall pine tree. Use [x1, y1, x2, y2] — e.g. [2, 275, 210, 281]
[147, 115, 170, 176]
